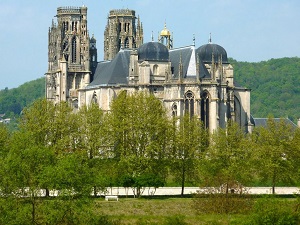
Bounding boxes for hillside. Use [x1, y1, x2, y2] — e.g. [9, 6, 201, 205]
[230, 57, 300, 122]
[0, 57, 300, 122]
[0, 77, 45, 117]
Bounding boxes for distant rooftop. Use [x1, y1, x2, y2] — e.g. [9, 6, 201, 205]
[253, 117, 297, 128]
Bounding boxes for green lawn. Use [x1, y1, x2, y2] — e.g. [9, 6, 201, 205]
[1, 196, 298, 224]
[94, 197, 250, 224]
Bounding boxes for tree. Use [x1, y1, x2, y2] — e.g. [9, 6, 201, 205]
[200, 122, 253, 194]
[108, 91, 171, 197]
[3, 131, 56, 224]
[77, 103, 110, 195]
[18, 99, 56, 147]
[251, 118, 299, 194]
[170, 114, 208, 196]
[0, 124, 11, 195]
[78, 103, 109, 159]
[0, 124, 10, 158]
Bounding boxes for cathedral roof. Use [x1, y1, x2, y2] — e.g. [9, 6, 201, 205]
[89, 45, 216, 87]
[170, 46, 210, 79]
[252, 117, 297, 128]
[197, 43, 228, 63]
[89, 49, 131, 86]
[138, 42, 169, 62]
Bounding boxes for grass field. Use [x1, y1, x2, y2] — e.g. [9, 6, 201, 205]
[1, 195, 298, 224]
[94, 197, 249, 224]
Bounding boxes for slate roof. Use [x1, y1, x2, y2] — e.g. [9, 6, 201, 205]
[252, 117, 297, 128]
[197, 43, 228, 63]
[138, 42, 169, 62]
[88, 49, 131, 87]
[89, 45, 213, 87]
[170, 46, 210, 79]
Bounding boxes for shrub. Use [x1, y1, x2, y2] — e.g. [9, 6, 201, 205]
[193, 187, 254, 214]
[163, 215, 187, 225]
[246, 197, 300, 225]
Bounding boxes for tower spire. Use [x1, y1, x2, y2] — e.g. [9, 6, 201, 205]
[209, 33, 212, 44]
[193, 34, 195, 46]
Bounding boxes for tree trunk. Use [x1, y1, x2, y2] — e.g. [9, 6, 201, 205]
[45, 188, 50, 197]
[181, 163, 185, 196]
[93, 186, 97, 197]
[272, 169, 276, 194]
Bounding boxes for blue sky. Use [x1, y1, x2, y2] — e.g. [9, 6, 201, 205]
[0, 0, 299, 90]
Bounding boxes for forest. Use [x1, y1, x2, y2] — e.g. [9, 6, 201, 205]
[1, 57, 300, 124]
[0, 92, 300, 224]
[230, 57, 300, 122]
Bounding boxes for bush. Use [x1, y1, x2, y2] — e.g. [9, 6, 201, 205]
[163, 215, 187, 225]
[246, 197, 300, 225]
[193, 187, 254, 214]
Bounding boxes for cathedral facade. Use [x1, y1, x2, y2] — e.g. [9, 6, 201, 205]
[46, 6, 252, 133]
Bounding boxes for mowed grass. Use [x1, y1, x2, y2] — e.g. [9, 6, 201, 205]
[94, 197, 248, 224]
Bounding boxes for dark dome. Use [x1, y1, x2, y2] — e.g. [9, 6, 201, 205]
[138, 42, 169, 62]
[197, 43, 228, 63]
[90, 34, 96, 43]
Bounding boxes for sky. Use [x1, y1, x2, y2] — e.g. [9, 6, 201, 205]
[0, 0, 299, 90]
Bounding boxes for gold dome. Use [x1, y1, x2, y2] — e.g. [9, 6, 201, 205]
[160, 23, 171, 36]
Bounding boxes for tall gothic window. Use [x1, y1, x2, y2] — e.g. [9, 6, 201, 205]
[234, 96, 241, 127]
[118, 39, 121, 51]
[92, 92, 98, 104]
[172, 104, 177, 117]
[201, 92, 209, 129]
[73, 99, 78, 109]
[184, 91, 194, 117]
[124, 37, 129, 48]
[153, 65, 159, 75]
[75, 76, 80, 89]
[71, 37, 77, 63]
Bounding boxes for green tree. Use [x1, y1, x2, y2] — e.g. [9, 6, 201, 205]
[252, 118, 299, 194]
[4, 131, 56, 224]
[78, 103, 109, 159]
[0, 123, 10, 158]
[170, 114, 208, 196]
[18, 99, 56, 147]
[109, 91, 171, 197]
[201, 122, 253, 193]
[0, 124, 11, 195]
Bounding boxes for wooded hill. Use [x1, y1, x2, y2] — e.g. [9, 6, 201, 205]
[0, 77, 45, 117]
[0, 57, 299, 122]
[230, 57, 300, 122]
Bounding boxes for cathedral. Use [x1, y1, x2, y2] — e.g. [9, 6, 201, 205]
[46, 6, 252, 133]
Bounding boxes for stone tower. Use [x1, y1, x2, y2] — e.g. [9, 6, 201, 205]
[104, 9, 143, 60]
[90, 34, 97, 81]
[46, 6, 91, 108]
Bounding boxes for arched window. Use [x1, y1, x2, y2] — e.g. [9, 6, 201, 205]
[71, 37, 77, 63]
[234, 96, 241, 127]
[118, 39, 121, 51]
[153, 65, 159, 75]
[201, 92, 209, 129]
[172, 104, 177, 117]
[184, 91, 195, 117]
[92, 92, 98, 104]
[73, 99, 78, 109]
[124, 37, 129, 48]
